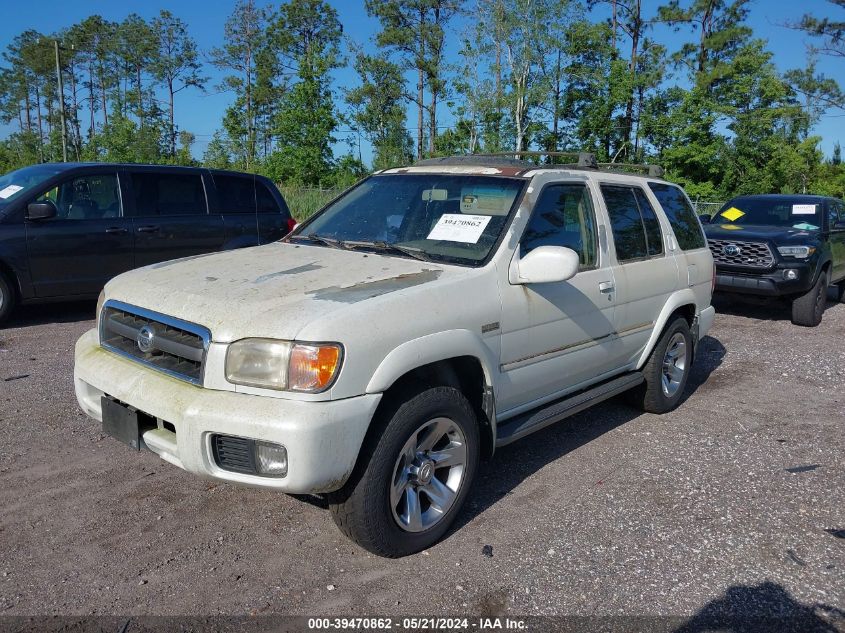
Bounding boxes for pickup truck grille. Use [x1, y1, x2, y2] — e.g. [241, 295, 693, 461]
[99, 300, 210, 385]
[707, 239, 775, 269]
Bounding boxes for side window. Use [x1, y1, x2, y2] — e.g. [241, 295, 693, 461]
[256, 182, 282, 214]
[634, 188, 664, 256]
[521, 183, 598, 268]
[600, 185, 648, 261]
[214, 175, 255, 214]
[647, 183, 706, 250]
[36, 173, 121, 220]
[131, 172, 206, 216]
[829, 201, 843, 227]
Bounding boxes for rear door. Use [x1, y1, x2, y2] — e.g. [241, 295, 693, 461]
[25, 169, 134, 298]
[599, 182, 680, 365]
[211, 173, 260, 249]
[127, 169, 225, 267]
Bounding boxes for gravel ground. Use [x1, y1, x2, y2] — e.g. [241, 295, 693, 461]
[0, 296, 843, 629]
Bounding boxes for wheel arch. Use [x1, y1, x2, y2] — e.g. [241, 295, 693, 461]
[365, 330, 498, 459]
[635, 289, 699, 370]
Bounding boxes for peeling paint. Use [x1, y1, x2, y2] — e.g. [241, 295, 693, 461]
[307, 269, 442, 303]
[254, 262, 324, 283]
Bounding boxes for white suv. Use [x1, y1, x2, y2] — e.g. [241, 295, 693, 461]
[74, 155, 715, 557]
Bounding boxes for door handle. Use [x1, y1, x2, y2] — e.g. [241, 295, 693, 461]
[599, 281, 615, 294]
[136, 225, 160, 233]
[105, 227, 128, 235]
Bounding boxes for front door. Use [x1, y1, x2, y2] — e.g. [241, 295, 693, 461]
[828, 200, 845, 283]
[25, 171, 134, 298]
[497, 181, 622, 413]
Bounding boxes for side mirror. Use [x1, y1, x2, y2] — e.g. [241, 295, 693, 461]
[698, 214, 711, 224]
[513, 246, 580, 285]
[27, 200, 57, 221]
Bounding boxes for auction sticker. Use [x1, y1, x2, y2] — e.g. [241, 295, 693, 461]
[0, 184, 23, 199]
[792, 204, 817, 215]
[427, 213, 491, 243]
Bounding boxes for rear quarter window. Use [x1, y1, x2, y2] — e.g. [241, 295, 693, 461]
[648, 183, 706, 251]
[256, 181, 286, 214]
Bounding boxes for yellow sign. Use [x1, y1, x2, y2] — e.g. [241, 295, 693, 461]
[720, 207, 745, 222]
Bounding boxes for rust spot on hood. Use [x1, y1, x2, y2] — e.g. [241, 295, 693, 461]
[307, 269, 442, 303]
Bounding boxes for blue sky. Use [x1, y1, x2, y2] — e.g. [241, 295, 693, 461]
[1, 0, 842, 165]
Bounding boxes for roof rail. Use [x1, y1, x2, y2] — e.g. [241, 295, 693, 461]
[474, 151, 664, 178]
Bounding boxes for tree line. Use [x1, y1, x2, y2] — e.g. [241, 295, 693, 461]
[1, 0, 844, 199]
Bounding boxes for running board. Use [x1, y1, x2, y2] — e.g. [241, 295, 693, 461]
[495, 372, 644, 447]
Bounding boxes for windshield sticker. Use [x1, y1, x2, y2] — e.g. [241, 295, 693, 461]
[792, 222, 818, 230]
[792, 204, 817, 215]
[720, 207, 745, 222]
[427, 213, 492, 243]
[0, 184, 23, 199]
[460, 186, 516, 216]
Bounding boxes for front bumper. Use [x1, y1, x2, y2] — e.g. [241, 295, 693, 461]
[74, 329, 381, 493]
[714, 263, 814, 297]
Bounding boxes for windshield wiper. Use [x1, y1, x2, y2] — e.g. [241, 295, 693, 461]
[289, 233, 345, 249]
[343, 240, 434, 262]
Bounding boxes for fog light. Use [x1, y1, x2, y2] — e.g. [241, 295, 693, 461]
[783, 269, 799, 280]
[255, 441, 288, 477]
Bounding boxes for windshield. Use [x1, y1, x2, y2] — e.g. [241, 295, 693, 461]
[716, 197, 824, 230]
[292, 174, 525, 266]
[0, 164, 67, 208]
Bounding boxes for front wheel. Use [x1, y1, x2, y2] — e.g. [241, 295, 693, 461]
[328, 386, 479, 557]
[0, 273, 15, 326]
[629, 316, 693, 414]
[791, 270, 828, 327]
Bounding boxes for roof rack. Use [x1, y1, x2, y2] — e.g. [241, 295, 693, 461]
[413, 155, 534, 168]
[464, 151, 665, 179]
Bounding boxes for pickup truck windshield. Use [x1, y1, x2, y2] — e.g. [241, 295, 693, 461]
[292, 174, 525, 266]
[0, 164, 66, 209]
[716, 197, 825, 230]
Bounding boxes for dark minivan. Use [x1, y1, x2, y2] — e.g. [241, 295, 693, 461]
[0, 163, 295, 324]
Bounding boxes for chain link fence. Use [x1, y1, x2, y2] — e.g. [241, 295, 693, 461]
[690, 200, 726, 219]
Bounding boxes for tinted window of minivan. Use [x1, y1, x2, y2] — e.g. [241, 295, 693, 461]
[131, 172, 206, 216]
[256, 181, 282, 213]
[215, 175, 256, 213]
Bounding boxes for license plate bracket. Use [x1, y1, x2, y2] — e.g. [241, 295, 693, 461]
[101, 397, 153, 450]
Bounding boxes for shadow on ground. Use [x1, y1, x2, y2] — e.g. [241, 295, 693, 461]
[2, 300, 96, 329]
[712, 290, 842, 323]
[449, 333, 726, 532]
[674, 580, 845, 633]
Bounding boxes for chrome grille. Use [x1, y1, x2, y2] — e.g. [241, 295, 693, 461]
[99, 300, 210, 384]
[707, 239, 775, 269]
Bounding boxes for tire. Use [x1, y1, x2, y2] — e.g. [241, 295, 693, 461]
[629, 316, 693, 414]
[791, 270, 828, 327]
[0, 272, 15, 326]
[328, 386, 480, 557]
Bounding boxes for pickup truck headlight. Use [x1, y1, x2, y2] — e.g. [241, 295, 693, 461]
[225, 339, 342, 392]
[777, 246, 815, 258]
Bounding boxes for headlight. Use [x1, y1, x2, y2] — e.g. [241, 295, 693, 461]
[777, 246, 815, 258]
[225, 338, 342, 392]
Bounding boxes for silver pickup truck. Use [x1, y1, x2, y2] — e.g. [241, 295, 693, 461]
[74, 155, 715, 557]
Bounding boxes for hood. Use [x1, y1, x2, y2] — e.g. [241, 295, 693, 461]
[703, 223, 822, 244]
[105, 242, 458, 342]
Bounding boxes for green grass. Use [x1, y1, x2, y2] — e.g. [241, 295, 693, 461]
[279, 186, 345, 222]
